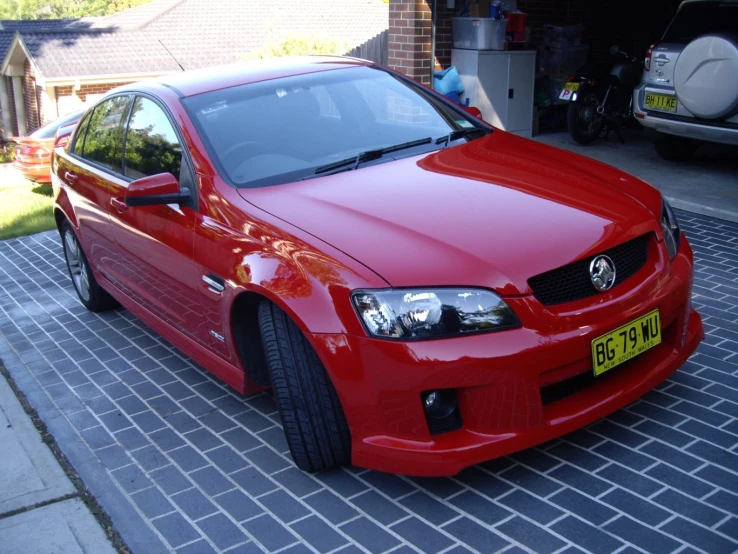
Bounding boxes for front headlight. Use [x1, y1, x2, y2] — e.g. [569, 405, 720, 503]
[661, 197, 681, 260]
[351, 288, 520, 340]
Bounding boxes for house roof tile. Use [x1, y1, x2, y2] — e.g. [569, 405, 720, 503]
[1, 0, 388, 81]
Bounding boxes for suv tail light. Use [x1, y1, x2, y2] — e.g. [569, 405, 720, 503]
[645, 41, 659, 72]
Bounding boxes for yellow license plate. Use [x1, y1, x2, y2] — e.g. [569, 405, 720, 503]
[592, 310, 661, 377]
[559, 82, 580, 101]
[645, 93, 677, 113]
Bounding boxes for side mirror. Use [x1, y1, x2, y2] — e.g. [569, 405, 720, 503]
[609, 45, 620, 56]
[464, 106, 483, 119]
[125, 172, 190, 207]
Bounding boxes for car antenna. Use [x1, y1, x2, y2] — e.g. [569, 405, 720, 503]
[159, 39, 186, 71]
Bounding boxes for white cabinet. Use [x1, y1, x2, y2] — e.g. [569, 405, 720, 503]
[452, 49, 536, 137]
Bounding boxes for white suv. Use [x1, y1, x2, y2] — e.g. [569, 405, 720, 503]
[633, 0, 738, 160]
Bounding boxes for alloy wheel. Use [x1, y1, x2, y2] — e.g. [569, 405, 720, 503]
[64, 232, 91, 302]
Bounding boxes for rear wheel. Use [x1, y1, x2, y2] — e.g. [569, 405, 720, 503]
[258, 300, 351, 472]
[60, 221, 118, 312]
[567, 91, 604, 145]
[653, 133, 697, 161]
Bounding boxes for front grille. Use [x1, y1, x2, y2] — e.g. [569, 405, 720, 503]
[528, 234, 650, 306]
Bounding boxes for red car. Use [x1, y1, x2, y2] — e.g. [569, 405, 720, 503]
[13, 110, 82, 184]
[52, 57, 703, 477]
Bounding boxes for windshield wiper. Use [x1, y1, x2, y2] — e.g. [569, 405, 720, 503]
[313, 137, 433, 176]
[435, 128, 489, 148]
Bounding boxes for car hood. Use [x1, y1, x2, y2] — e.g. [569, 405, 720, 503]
[239, 131, 661, 295]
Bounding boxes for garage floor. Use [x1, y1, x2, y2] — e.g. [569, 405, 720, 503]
[534, 129, 738, 224]
[1, 214, 737, 554]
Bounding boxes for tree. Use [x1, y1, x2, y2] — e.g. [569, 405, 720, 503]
[247, 34, 348, 59]
[0, 0, 153, 19]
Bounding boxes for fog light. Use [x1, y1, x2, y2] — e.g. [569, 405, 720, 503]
[424, 391, 438, 409]
[421, 390, 457, 420]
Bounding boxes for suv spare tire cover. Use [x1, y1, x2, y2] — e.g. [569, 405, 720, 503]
[674, 34, 738, 120]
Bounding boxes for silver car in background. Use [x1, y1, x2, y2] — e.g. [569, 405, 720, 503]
[633, 0, 738, 160]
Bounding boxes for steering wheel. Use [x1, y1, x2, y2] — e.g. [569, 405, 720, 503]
[221, 141, 268, 166]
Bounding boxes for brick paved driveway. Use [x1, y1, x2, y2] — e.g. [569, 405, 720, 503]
[1, 210, 737, 554]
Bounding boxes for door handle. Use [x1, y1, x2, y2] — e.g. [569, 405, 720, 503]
[110, 197, 128, 213]
[202, 274, 225, 294]
[64, 171, 78, 184]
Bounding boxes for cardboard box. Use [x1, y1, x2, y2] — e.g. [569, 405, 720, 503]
[469, 0, 490, 18]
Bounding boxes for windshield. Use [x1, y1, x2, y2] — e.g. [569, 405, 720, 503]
[30, 110, 83, 139]
[183, 66, 489, 188]
[663, 1, 738, 43]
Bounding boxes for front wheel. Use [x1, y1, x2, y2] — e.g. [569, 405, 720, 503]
[567, 91, 604, 145]
[60, 221, 118, 312]
[258, 301, 351, 472]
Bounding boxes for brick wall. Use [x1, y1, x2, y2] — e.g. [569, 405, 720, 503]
[55, 82, 133, 115]
[388, 0, 433, 85]
[7, 76, 17, 136]
[78, 82, 132, 99]
[434, 1, 454, 70]
[23, 59, 43, 133]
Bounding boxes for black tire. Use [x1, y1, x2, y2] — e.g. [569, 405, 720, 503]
[258, 300, 350, 472]
[567, 92, 604, 145]
[653, 133, 697, 161]
[60, 220, 118, 312]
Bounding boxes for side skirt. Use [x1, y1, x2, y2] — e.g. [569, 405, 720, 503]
[93, 270, 265, 396]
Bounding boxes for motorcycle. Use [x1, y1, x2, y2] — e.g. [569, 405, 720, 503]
[560, 46, 644, 145]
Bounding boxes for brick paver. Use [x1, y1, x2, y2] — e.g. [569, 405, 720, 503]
[1, 210, 737, 554]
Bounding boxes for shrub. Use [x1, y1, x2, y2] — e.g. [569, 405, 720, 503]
[0, 141, 16, 164]
[247, 34, 348, 59]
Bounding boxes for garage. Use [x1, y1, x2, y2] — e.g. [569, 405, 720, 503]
[387, 0, 738, 221]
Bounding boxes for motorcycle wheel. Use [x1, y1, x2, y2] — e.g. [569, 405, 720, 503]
[567, 92, 604, 145]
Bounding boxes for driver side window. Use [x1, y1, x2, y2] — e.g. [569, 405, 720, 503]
[123, 97, 182, 180]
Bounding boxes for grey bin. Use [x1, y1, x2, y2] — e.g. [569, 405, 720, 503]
[452, 17, 507, 51]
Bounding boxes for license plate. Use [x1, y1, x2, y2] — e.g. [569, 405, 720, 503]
[644, 93, 677, 113]
[592, 310, 661, 377]
[558, 82, 580, 101]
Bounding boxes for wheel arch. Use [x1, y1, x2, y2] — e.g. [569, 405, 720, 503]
[228, 282, 352, 391]
[230, 290, 271, 387]
[53, 190, 78, 234]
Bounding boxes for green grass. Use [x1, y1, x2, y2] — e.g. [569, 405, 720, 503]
[0, 181, 56, 240]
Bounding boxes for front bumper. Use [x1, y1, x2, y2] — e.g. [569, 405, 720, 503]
[312, 235, 703, 476]
[633, 84, 738, 146]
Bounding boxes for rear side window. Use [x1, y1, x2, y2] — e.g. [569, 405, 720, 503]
[77, 96, 132, 173]
[663, 2, 738, 42]
[123, 97, 182, 180]
[72, 112, 93, 154]
[30, 110, 82, 139]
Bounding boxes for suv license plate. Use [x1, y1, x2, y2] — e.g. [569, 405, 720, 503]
[592, 310, 661, 376]
[645, 93, 677, 113]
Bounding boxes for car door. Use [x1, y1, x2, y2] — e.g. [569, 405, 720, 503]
[108, 95, 205, 346]
[56, 95, 133, 282]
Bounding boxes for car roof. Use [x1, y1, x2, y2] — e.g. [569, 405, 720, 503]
[120, 56, 375, 98]
[680, 0, 738, 4]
